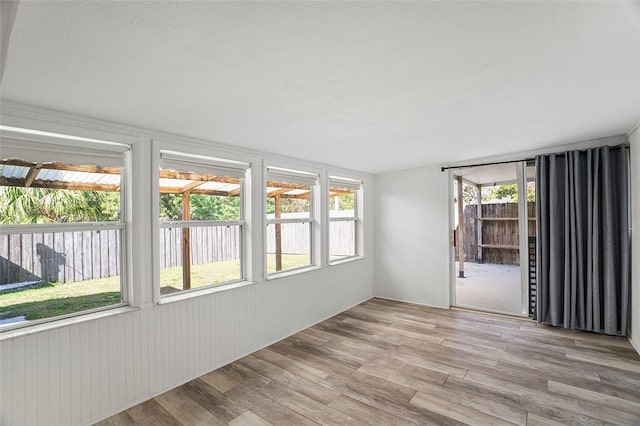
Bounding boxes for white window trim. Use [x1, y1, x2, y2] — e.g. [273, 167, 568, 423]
[328, 176, 363, 264]
[264, 165, 319, 278]
[0, 133, 132, 333]
[153, 145, 250, 302]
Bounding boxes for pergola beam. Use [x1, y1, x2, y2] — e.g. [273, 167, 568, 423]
[178, 181, 205, 193]
[265, 180, 309, 190]
[1, 160, 315, 199]
[160, 169, 240, 184]
[1, 159, 121, 175]
[279, 193, 310, 200]
[24, 163, 42, 187]
[159, 187, 229, 196]
[266, 188, 292, 197]
[0, 177, 120, 192]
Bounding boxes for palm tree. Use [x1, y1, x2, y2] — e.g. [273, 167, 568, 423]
[0, 186, 119, 224]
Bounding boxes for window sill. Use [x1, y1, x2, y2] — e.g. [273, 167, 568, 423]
[0, 304, 138, 342]
[266, 265, 322, 281]
[329, 255, 365, 266]
[158, 280, 257, 304]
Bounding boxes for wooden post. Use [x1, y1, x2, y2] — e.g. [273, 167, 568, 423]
[457, 176, 465, 278]
[476, 184, 483, 264]
[275, 194, 282, 271]
[182, 192, 191, 290]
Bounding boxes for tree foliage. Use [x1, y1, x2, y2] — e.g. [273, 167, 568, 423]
[455, 181, 535, 205]
[159, 194, 241, 221]
[0, 187, 120, 224]
[330, 193, 354, 210]
[2, 185, 355, 225]
[266, 197, 310, 215]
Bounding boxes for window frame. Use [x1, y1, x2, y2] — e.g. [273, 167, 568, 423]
[154, 147, 250, 301]
[0, 131, 132, 332]
[265, 166, 319, 278]
[328, 176, 363, 264]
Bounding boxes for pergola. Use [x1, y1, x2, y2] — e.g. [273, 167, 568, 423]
[0, 159, 351, 288]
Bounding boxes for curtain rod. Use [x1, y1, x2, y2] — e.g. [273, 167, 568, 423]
[441, 144, 630, 172]
[441, 158, 534, 172]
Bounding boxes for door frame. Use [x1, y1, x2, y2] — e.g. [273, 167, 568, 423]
[448, 162, 530, 317]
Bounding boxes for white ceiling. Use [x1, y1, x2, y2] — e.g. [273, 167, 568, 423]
[1, 1, 639, 174]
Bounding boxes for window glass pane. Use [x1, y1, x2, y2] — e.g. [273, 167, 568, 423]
[0, 154, 125, 328]
[329, 186, 355, 218]
[159, 167, 241, 222]
[0, 163, 122, 224]
[159, 158, 244, 296]
[266, 180, 311, 219]
[330, 220, 356, 261]
[159, 193, 241, 221]
[266, 222, 311, 274]
[0, 229, 122, 328]
[159, 225, 242, 294]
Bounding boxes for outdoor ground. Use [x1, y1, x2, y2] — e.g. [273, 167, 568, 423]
[0, 254, 309, 324]
[455, 261, 523, 315]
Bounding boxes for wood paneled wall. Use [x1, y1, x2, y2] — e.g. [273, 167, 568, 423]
[374, 167, 450, 308]
[0, 102, 375, 425]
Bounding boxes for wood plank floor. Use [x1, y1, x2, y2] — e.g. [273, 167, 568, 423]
[98, 298, 640, 425]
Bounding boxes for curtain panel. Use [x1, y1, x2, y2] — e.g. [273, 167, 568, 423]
[536, 145, 630, 336]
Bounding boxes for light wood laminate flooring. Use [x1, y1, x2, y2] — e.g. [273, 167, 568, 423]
[98, 298, 640, 425]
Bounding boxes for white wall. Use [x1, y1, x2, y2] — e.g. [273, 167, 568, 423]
[0, 102, 375, 425]
[374, 166, 451, 308]
[629, 125, 640, 352]
[373, 134, 633, 314]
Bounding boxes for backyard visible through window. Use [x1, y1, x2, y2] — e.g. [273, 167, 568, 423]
[158, 151, 247, 295]
[329, 177, 361, 262]
[266, 167, 317, 275]
[0, 145, 127, 328]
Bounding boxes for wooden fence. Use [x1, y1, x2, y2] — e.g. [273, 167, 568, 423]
[1, 215, 356, 285]
[0, 230, 121, 286]
[159, 226, 241, 269]
[457, 202, 536, 265]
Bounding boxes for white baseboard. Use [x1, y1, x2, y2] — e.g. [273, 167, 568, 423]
[629, 336, 640, 356]
[373, 295, 449, 310]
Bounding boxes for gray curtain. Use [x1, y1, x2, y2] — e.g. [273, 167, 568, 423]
[536, 145, 630, 336]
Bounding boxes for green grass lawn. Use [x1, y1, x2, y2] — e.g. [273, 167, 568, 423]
[0, 254, 310, 321]
[0, 276, 122, 321]
[266, 253, 310, 274]
[159, 258, 242, 294]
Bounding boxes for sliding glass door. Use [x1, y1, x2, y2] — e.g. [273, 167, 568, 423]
[450, 161, 534, 316]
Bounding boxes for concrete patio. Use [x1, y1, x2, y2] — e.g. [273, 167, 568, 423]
[455, 261, 524, 315]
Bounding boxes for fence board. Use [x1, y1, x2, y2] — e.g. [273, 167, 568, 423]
[9, 234, 22, 280]
[1, 215, 354, 285]
[63, 232, 73, 283]
[458, 202, 536, 265]
[54, 232, 65, 283]
[0, 235, 7, 284]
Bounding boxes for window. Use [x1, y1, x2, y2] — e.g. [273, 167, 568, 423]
[329, 176, 362, 262]
[158, 150, 249, 296]
[0, 135, 130, 329]
[266, 167, 318, 275]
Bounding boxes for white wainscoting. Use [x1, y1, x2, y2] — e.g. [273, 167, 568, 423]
[374, 166, 451, 308]
[0, 102, 375, 425]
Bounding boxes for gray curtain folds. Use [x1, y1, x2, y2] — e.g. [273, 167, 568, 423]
[536, 145, 630, 336]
